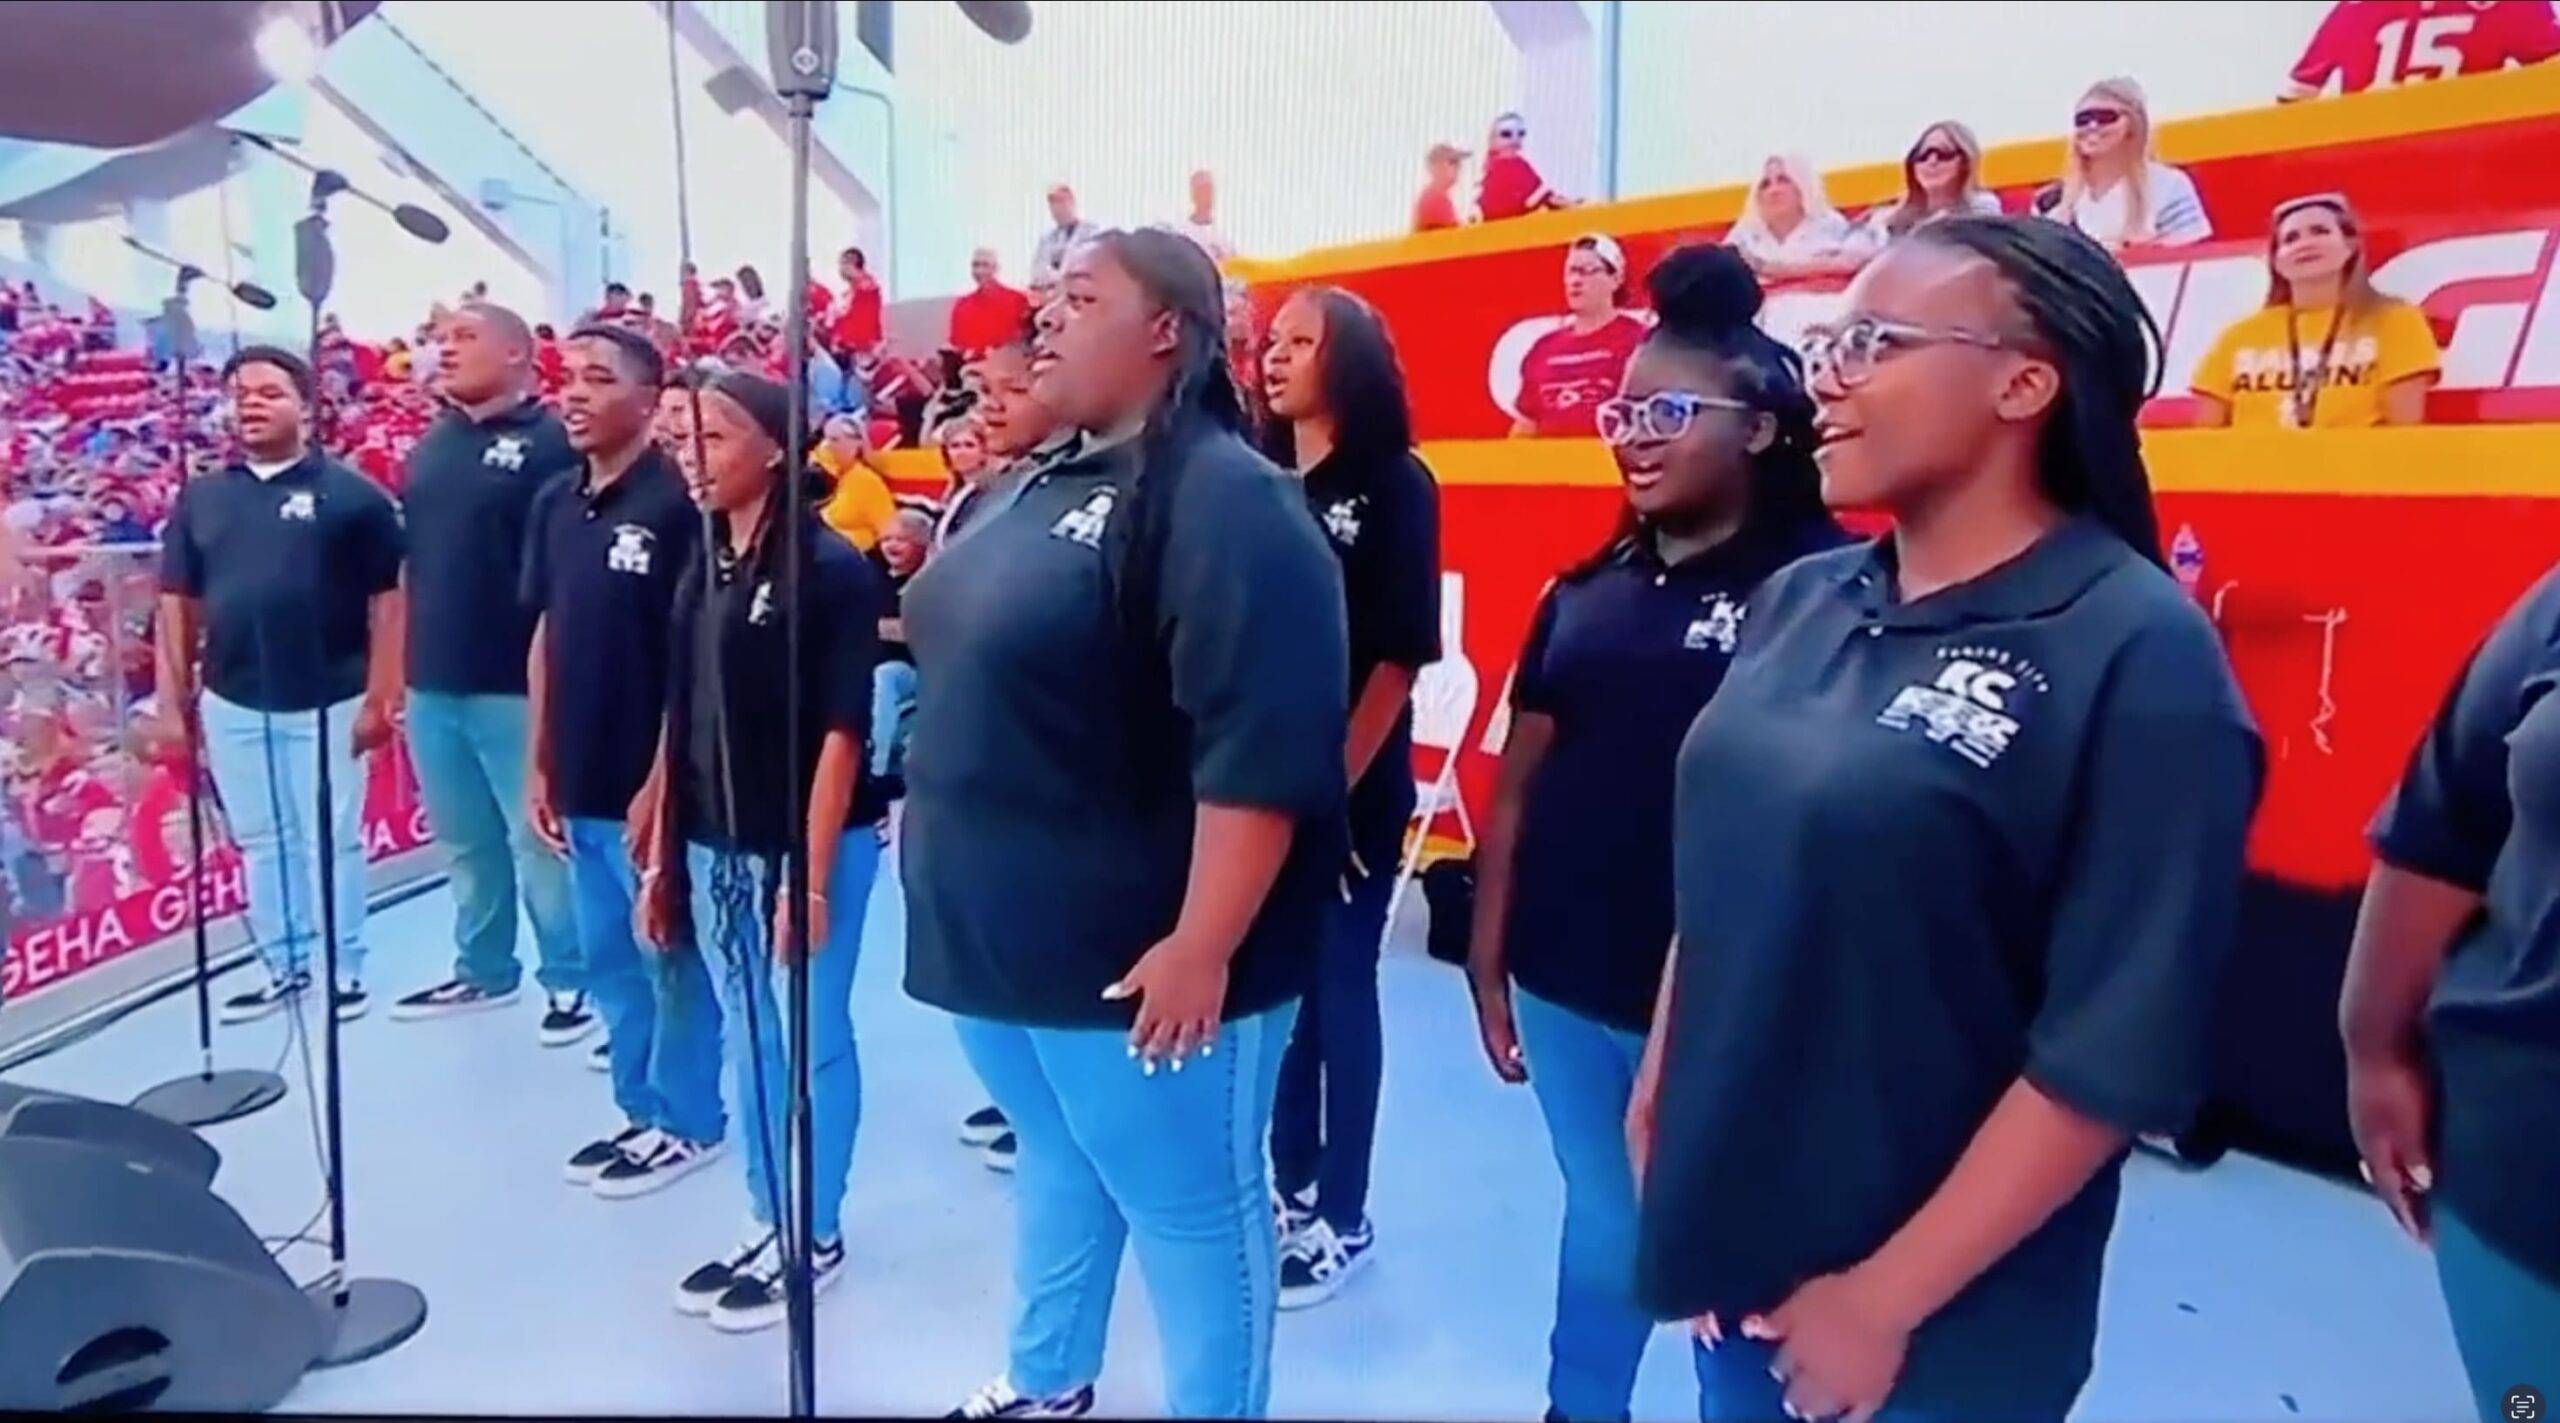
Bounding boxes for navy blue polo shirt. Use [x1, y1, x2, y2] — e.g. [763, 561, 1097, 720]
[401, 400, 577, 696]
[665, 508, 888, 856]
[1636, 518, 2263, 1416]
[2369, 563, 2560, 1289]
[159, 453, 404, 715]
[1504, 512, 1845, 1035]
[1303, 446, 1442, 862]
[899, 431, 1349, 1028]
[520, 448, 700, 823]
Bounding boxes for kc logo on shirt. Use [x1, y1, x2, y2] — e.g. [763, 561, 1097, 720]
[278, 491, 317, 522]
[1683, 594, 1745, 654]
[606, 524, 655, 576]
[484, 436, 528, 472]
[1876, 645, 2050, 769]
[1051, 487, 1116, 549]
[1321, 497, 1363, 548]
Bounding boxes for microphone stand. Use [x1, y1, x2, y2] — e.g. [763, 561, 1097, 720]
[778, 87, 819, 1420]
[130, 264, 290, 1129]
[292, 180, 429, 1369]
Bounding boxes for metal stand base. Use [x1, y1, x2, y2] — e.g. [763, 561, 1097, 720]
[129, 1068, 288, 1129]
[306, 1277, 429, 1369]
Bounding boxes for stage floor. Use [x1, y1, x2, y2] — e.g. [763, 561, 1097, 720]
[11, 862, 2475, 1419]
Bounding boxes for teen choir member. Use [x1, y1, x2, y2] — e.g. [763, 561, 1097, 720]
[2190, 193, 2441, 430]
[1632, 215, 2262, 1422]
[1259, 286, 1443, 1307]
[634, 370, 891, 1333]
[155, 346, 404, 1021]
[524, 326, 725, 1197]
[2348, 566, 2560, 1422]
[901, 227, 1347, 1420]
[1468, 242, 1845, 1422]
[392, 302, 588, 1040]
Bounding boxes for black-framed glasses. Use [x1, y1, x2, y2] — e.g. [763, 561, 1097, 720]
[1594, 391, 1752, 447]
[1797, 316, 2011, 388]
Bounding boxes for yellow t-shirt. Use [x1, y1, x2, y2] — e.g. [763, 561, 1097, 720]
[818, 451, 898, 552]
[2191, 299, 2442, 429]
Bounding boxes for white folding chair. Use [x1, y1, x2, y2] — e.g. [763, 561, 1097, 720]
[1382, 573, 1479, 942]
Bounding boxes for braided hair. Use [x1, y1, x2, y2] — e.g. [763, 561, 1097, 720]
[1914, 214, 2168, 566]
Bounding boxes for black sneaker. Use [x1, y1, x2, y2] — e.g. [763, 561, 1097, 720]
[708, 1236, 846, 1333]
[389, 978, 521, 1021]
[539, 993, 598, 1047]
[220, 972, 309, 1024]
[593, 1133, 725, 1199]
[1273, 1183, 1317, 1246]
[1277, 1216, 1374, 1310]
[958, 1105, 1008, 1146]
[565, 1124, 654, 1186]
[948, 1379, 1098, 1419]
[586, 1039, 612, 1073]
[674, 1227, 776, 1316]
[981, 1130, 1017, 1173]
[334, 981, 370, 1022]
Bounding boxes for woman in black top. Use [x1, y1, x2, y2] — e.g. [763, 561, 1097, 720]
[632, 371, 890, 1335]
[1468, 243, 1843, 1423]
[1632, 215, 2262, 1422]
[1257, 285, 1443, 1308]
[901, 228, 1347, 1421]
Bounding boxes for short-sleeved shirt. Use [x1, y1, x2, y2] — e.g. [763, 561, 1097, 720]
[900, 431, 1349, 1028]
[401, 400, 578, 696]
[1478, 152, 1557, 221]
[2061, 161, 2214, 248]
[1505, 513, 1846, 1034]
[521, 448, 700, 822]
[665, 508, 889, 855]
[2190, 300, 2442, 428]
[1516, 314, 1650, 438]
[1636, 519, 2263, 1415]
[1303, 445, 1441, 858]
[159, 453, 405, 714]
[2290, 0, 2560, 94]
[2369, 562, 2560, 1288]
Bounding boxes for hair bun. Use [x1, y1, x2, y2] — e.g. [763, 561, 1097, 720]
[1646, 242, 1765, 334]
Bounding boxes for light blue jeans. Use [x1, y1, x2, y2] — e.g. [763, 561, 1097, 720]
[869, 662, 917, 781]
[954, 1005, 1296, 1419]
[2436, 1205, 2560, 1423]
[685, 831, 876, 1245]
[200, 691, 368, 984]
[1515, 987, 1654, 1423]
[566, 818, 723, 1145]
[404, 691, 577, 996]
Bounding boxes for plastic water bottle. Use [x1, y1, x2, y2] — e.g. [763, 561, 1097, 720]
[2169, 523, 2205, 598]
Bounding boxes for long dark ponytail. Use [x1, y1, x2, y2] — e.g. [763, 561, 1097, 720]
[1915, 214, 2168, 566]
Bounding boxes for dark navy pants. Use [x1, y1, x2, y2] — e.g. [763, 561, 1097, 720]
[1270, 851, 1395, 1232]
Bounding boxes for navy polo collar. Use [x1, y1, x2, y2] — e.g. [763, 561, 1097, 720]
[579, 445, 675, 509]
[1840, 516, 2125, 631]
[226, 449, 324, 485]
[1619, 509, 1821, 584]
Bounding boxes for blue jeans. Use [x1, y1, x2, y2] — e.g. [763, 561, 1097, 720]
[405, 691, 577, 995]
[566, 819, 723, 1145]
[870, 662, 917, 781]
[1515, 988, 1653, 1423]
[200, 692, 368, 984]
[1270, 859, 1391, 1233]
[954, 1005, 1297, 1419]
[2436, 1205, 2560, 1423]
[685, 832, 876, 1245]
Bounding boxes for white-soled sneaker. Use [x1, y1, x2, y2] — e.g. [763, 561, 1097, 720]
[980, 1130, 1017, 1173]
[959, 1105, 1008, 1146]
[390, 978, 520, 1021]
[675, 1226, 777, 1317]
[708, 1236, 845, 1333]
[593, 1133, 725, 1199]
[586, 1039, 612, 1073]
[1273, 1183, 1317, 1248]
[539, 993, 599, 1047]
[947, 1378, 1097, 1419]
[221, 972, 309, 1024]
[1277, 1216, 1374, 1310]
[565, 1125, 655, 1186]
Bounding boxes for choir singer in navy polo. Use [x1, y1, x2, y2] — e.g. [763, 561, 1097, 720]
[1631, 218, 2263, 1423]
[2349, 565, 2560, 1423]
[388, 302, 586, 1041]
[521, 325, 725, 1203]
[154, 346, 404, 1025]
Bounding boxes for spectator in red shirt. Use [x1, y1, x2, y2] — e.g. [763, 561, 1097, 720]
[1479, 111, 1571, 222]
[947, 248, 1032, 357]
[2282, 0, 2560, 99]
[831, 246, 886, 358]
[1510, 234, 1650, 439]
[1414, 142, 1470, 232]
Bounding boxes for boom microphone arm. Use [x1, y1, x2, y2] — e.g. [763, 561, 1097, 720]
[237, 131, 452, 245]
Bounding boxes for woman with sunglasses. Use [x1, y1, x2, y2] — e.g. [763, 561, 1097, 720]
[2049, 77, 2211, 251]
[1510, 235, 1650, 440]
[2191, 193, 2440, 429]
[1860, 123, 2003, 248]
[1631, 215, 2261, 1423]
[1469, 241, 1842, 1423]
[1259, 285, 1444, 1310]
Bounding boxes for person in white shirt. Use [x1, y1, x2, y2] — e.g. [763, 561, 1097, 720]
[1030, 183, 1099, 286]
[1171, 168, 1235, 263]
[2048, 76, 2213, 251]
[1727, 154, 1864, 282]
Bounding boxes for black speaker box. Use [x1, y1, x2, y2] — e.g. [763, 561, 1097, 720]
[0, 1082, 218, 1187]
[0, 1137, 319, 1411]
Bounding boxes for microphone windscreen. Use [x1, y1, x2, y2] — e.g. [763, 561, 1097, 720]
[954, 0, 1031, 44]
[394, 204, 451, 244]
[233, 282, 279, 311]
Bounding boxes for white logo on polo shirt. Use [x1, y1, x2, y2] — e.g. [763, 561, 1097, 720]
[606, 523, 655, 576]
[1684, 593, 1745, 654]
[1322, 497, 1363, 548]
[1051, 487, 1116, 549]
[484, 436, 527, 471]
[1875, 645, 2050, 770]
[279, 491, 317, 522]
[748, 580, 775, 626]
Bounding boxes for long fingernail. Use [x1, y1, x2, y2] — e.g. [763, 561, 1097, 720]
[1126, 1043, 1139, 1059]
[1142, 1058, 1157, 1078]
[1200, 1042, 1214, 1057]
[2412, 1164, 2434, 1192]
[1171, 1055, 1185, 1072]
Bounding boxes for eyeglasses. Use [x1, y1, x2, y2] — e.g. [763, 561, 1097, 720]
[1494, 125, 1526, 142]
[1797, 316, 2011, 388]
[2072, 108, 2127, 130]
[1910, 145, 1963, 165]
[1594, 391, 1752, 447]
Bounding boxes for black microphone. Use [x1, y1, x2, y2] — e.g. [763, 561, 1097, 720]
[120, 233, 279, 309]
[235, 131, 450, 243]
[955, 0, 1033, 43]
